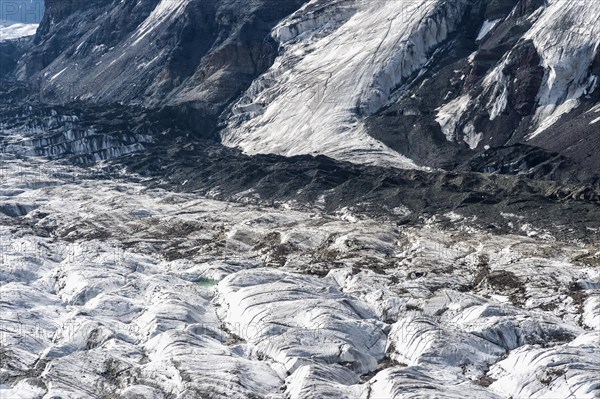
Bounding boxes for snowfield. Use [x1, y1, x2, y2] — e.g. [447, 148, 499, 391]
[1, 153, 598, 398]
[0, 23, 37, 42]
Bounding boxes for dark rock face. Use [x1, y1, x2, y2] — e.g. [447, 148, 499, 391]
[39, 0, 107, 28]
[459, 144, 597, 183]
[464, 40, 545, 148]
[18, 0, 307, 120]
[529, 105, 600, 178]
[502, 42, 543, 117]
[0, 38, 30, 79]
[365, 0, 599, 180]
[482, 0, 520, 20]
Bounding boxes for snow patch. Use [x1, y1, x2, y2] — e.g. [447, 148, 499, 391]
[130, 0, 189, 46]
[529, 99, 580, 138]
[463, 122, 482, 149]
[436, 94, 471, 141]
[476, 19, 501, 41]
[50, 66, 69, 82]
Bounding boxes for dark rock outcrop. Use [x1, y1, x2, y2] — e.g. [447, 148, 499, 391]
[19, 0, 307, 118]
[0, 38, 30, 79]
[365, 0, 599, 181]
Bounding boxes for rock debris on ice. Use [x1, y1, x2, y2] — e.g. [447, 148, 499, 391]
[0, 153, 598, 398]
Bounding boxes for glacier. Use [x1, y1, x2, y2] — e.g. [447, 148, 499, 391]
[0, 153, 598, 398]
[525, 0, 600, 138]
[435, 0, 600, 147]
[0, 0, 599, 397]
[222, 0, 470, 167]
[13, 0, 599, 172]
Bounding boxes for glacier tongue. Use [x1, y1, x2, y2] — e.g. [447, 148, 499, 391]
[526, 0, 600, 138]
[222, 0, 469, 167]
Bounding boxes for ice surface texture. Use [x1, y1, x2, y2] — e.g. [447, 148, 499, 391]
[1, 154, 598, 398]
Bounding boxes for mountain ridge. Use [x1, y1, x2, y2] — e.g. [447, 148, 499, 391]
[1, 0, 598, 183]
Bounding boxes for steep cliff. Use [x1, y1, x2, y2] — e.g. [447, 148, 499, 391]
[365, 0, 600, 175]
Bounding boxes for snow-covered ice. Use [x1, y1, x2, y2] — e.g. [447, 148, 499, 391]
[476, 19, 501, 42]
[222, 0, 469, 168]
[526, 0, 600, 138]
[434, 0, 600, 145]
[0, 151, 598, 398]
[436, 94, 471, 141]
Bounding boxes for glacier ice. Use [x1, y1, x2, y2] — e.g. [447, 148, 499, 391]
[1, 152, 598, 398]
[222, 0, 469, 167]
[526, 0, 600, 138]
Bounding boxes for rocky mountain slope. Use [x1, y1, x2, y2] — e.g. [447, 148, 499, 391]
[0, 0, 44, 24]
[5, 0, 598, 178]
[364, 0, 600, 174]
[17, 0, 305, 117]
